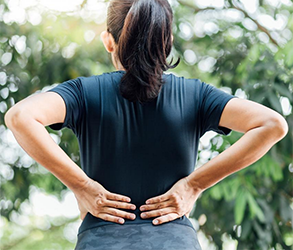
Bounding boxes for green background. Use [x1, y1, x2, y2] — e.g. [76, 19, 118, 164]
[0, 0, 292, 249]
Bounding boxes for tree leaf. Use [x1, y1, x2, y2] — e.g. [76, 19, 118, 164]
[267, 90, 283, 113]
[273, 84, 293, 101]
[285, 46, 293, 67]
[240, 219, 252, 240]
[234, 188, 247, 224]
[209, 185, 222, 200]
[247, 192, 265, 223]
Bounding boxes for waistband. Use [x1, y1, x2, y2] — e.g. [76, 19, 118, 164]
[77, 209, 196, 236]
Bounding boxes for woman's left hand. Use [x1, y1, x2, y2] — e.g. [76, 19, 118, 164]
[139, 177, 202, 225]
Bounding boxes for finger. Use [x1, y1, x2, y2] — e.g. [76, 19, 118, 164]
[98, 213, 126, 224]
[152, 213, 179, 225]
[140, 200, 170, 211]
[106, 200, 136, 210]
[140, 208, 174, 219]
[145, 194, 169, 205]
[105, 207, 136, 220]
[107, 192, 132, 202]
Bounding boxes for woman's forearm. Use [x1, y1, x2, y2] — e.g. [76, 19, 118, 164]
[5, 112, 89, 192]
[186, 122, 287, 192]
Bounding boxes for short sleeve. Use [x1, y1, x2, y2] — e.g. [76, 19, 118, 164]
[199, 81, 237, 137]
[46, 77, 84, 134]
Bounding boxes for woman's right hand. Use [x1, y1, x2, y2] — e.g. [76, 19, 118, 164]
[73, 178, 137, 224]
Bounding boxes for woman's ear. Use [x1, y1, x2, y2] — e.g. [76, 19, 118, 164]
[101, 31, 116, 53]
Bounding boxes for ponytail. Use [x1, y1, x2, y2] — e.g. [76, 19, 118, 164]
[107, 0, 180, 104]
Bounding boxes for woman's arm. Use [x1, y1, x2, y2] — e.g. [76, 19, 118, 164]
[139, 98, 288, 225]
[186, 98, 288, 192]
[4, 92, 89, 191]
[4, 92, 137, 223]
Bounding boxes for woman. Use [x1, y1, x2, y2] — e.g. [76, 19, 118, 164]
[4, 0, 288, 249]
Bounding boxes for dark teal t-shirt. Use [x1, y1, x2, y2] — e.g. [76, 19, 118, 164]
[47, 70, 236, 235]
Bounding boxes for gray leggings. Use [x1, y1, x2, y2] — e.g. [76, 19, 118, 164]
[74, 222, 202, 250]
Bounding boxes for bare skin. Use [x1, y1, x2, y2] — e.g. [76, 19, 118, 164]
[4, 31, 288, 226]
[75, 178, 136, 223]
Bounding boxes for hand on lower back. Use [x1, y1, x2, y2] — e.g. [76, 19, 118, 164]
[73, 178, 136, 224]
[139, 177, 202, 225]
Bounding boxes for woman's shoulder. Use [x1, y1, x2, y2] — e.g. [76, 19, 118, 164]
[77, 71, 205, 93]
[78, 71, 125, 85]
[161, 71, 205, 91]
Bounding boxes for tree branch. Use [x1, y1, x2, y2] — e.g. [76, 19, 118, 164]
[232, 4, 279, 47]
[80, 0, 87, 9]
[177, 0, 279, 47]
[177, 0, 215, 12]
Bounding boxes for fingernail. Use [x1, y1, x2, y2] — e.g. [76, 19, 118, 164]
[131, 205, 136, 210]
[146, 201, 150, 204]
[140, 207, 145, 211]
[141, 213, 146, 218]
[119, 218, 124, 224]
[153, 220, 158, 225]
[130, 214, 136, 220]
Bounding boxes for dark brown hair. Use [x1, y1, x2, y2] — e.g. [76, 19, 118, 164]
[107, 0, 180, 103]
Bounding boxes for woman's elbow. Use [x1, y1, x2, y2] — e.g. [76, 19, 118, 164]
[4, 106, 26, 129]
[264, 114, 289, 140]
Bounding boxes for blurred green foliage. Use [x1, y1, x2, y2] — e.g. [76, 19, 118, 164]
[0, 0, 292, 249]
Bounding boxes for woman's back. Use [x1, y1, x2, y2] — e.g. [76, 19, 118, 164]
[47, 70, 235, 239]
